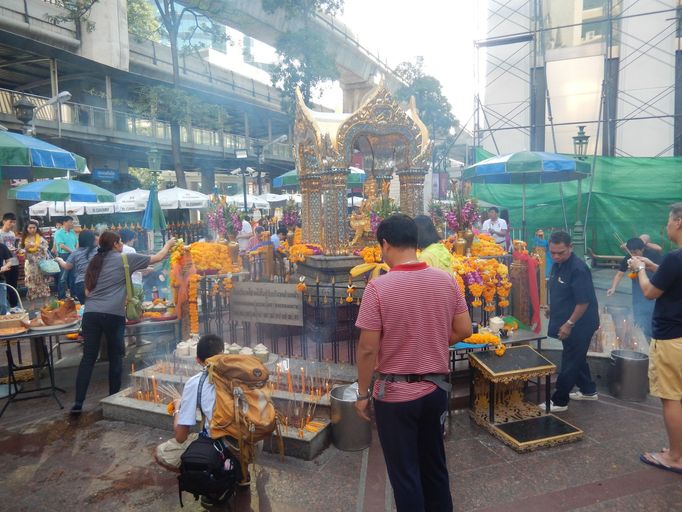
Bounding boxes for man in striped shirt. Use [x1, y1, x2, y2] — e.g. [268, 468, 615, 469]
[355, 214, 472, 512]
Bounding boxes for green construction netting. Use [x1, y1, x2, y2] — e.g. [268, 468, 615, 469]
[470, 155, 682, 255]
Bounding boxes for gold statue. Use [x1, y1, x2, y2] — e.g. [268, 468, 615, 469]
[350, 200, 372, 247]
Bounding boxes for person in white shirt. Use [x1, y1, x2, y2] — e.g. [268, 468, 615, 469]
[236, 216, 253, 253]
[481, 207, 508, 246]
[119, 229, 143, 287]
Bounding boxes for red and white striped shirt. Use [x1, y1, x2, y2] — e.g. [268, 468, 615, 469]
[355, 261, 468, 403]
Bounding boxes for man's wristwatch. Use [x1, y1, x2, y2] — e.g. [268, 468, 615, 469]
[566, 319, 575, 326]
[356, 392, 371, 400]
[637, 266, 646, 272]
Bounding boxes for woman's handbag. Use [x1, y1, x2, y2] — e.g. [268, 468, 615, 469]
[122, 253, 143, 321]
[39, 252, 61, 275]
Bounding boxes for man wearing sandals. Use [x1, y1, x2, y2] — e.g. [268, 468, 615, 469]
[629, 202, 682, 474]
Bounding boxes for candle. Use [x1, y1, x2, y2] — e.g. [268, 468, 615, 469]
[301, 367, 305, 394]
[287, 370, 293, 394]
[151, 376, 159, 403]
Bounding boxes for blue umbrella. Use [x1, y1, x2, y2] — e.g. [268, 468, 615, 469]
[0, 131, 87, 179]
[463, 151, 591, 238]
[8, 179, 115, 202]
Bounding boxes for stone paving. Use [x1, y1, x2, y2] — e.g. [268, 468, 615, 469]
[1, 269, 680, 511]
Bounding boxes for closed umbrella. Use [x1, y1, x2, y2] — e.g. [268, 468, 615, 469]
[0, 131, 87, 179]
[8, 179, 115, 202]
[141, 183, 167, 250]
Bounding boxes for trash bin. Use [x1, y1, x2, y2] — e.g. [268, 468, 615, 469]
[607, 350, 649, 402]
[330, 384, 371, 451]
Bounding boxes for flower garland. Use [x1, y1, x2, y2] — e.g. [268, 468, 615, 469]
[351, 244, 389, 281]
[288, 243, 323, 263]
[189, 242, 232, 274]
[188, 274, 201, 334]
[463, 331, 506, 357]
[452, 255, 512, 311]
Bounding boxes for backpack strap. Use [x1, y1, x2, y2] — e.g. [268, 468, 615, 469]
[196, 370, 208, 433]
[121, 253, 134, 304]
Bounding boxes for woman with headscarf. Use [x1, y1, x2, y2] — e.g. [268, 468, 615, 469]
[55, 230, 98, 304]
[71, 231, 175, 414]
[415, 215, 454, 273]
[20, 219, 51, 306]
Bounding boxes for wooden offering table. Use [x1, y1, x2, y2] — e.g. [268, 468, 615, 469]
[468, 345, 583, 452]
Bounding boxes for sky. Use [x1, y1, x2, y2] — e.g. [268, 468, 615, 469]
[336, 0, 486, 126]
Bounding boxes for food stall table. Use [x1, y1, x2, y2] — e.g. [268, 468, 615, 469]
[468, 345, 582, 452]
[0, 324, 80, 418]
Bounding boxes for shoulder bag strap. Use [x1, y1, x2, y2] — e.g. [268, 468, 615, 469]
[197, 370, 208, 433]
[121, 252, 133, 302]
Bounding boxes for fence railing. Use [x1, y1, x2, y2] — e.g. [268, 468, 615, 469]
[0, 88, 292, 160]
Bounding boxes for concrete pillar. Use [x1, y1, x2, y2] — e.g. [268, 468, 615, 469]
[340, 81, 375, 113]
[105, 75, 114, 129]
[397, 168, 428, 218]
[300, 174, 322, 245]
[243, 112, 250, 148]
[267, 118, 272, 142]
[320, 167, 349, 254]
[201, 168, 216, 194]
[79, 0, 129, 71]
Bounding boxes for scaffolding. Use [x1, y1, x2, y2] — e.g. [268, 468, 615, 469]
[474, 0, 681, 158]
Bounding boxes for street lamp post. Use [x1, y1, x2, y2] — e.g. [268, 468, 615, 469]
[235, 148, 249, 212]
[572, 126, 590, 259]
[13, 92, 72, 136]
[252, 141, 264, 195]
[13, 96, 35, 134]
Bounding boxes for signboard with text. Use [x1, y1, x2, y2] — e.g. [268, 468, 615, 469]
[92, 168, 120, 183]
[230, 282, 303, 326]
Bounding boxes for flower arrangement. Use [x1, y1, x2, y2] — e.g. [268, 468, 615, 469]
[452, 255, 512, 312]
[282, 199, 300, 229]
[470, 233, 506, 257]
[351, 244, 389, 281]
[188, 274, 201, 334]
[441, 181, 479, 232]
[428, 200, 446, 227]
[288, 243, 323, 263]
[369, 197, 399, 234]
[358, 245, 382, 264]
[206, 196, 240, 239]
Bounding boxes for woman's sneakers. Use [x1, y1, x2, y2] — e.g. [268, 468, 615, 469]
[538, 400, 568, 412]
[569, 391, 599, 401]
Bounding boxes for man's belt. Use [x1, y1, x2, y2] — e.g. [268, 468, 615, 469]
[374, 372, 451, 399]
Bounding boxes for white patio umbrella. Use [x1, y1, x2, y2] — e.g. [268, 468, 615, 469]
[158, 187, 209, 209]
[285, 193, 302, 204]
[226, 193, 270, 210]
[347, 195, 364, 207]
[257, 193, 289, 203]
[28, 200, 118, 216]
[116, 188, 149, 213]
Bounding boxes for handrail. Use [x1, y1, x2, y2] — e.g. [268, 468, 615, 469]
[0, 88, 291, 159]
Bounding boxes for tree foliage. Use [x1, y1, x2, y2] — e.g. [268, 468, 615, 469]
[394, 58, 458, 138]
[127, 0, 161, 43]
[45, 0, 99, 35]
[261, 0, 344, 18]
[126, 85, 229, 132]
[270, 28, 338, 116]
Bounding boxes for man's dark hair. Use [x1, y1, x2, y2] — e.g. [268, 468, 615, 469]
[625, 237, 645, 252]
[549, 230, 572, 246]
[62, 216, 73, 223]
[277, 227, 288, 236]
[414, 215, 441, 249]
[197, 334, 224, 361]
[243, 215, 251, 222]
[2, 212, 16, 222]
[119, 228, 136, 244]
[376, 214, 418, 249]
[488, 207, 499, 214]
[255, 226, 265, 234]
[670, 202, 682, 220]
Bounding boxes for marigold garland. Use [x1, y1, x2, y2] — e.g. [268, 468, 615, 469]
[463, 331, 506, 357]
[189, 242, 232, 274]
[288, 243, 323, 263]
[188, 274, 201, 334]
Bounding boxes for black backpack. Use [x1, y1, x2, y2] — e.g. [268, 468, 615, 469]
[177, 372, 242, 507]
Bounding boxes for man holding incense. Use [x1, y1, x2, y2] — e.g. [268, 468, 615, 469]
[628, 203, 682, 474]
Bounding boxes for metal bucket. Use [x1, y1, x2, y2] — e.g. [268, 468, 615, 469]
[607, 350, 649, 402]
[330, 384, 371, 451]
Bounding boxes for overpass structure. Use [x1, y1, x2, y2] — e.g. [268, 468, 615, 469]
[0, 0, 400, 212]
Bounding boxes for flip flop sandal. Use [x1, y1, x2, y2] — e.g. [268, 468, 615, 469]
[639, 453, 682, 475]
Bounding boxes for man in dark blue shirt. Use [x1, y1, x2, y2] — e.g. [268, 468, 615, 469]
[629, 203, 682, 474]
[544, 231, 600, 412]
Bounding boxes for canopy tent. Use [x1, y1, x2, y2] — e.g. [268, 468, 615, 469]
[0, 131, 87, 179]
[225, 193, 270, 210]
[463, 151, 590, 238]
[471, 155, 682, 255]
[272, 166, 367, 188]
[158, 187, 209, 209]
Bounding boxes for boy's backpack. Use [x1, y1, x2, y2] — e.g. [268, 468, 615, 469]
[177, 372, 240, 507]
[204, 354, 280, 477]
